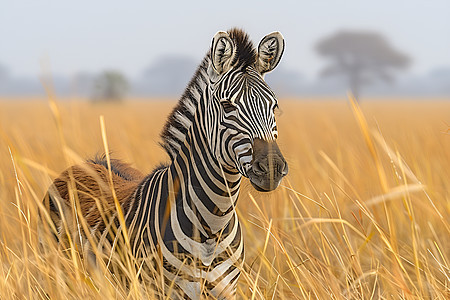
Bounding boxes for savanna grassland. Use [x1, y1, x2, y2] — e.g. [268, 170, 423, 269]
[0, 97, 448, 299]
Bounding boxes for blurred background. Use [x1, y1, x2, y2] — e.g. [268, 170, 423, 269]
[0, 0, 449, 100]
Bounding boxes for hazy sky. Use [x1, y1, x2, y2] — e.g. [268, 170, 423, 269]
[1, 0, 449, 79]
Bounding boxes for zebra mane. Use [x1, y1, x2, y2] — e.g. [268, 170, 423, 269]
[160, 28, 256, 160]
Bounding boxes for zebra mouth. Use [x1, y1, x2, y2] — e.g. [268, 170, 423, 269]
[249, 179, 275, 192]
[247, 169, 283, 192]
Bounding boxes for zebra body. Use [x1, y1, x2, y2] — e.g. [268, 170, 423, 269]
[44, 28, 287, 299]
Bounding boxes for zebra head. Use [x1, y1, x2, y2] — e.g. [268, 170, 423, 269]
[207, 29, 288, 192]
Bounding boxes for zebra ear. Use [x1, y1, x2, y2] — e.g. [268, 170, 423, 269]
[256, 32, 285, 74]
[210, 31, 236, 74]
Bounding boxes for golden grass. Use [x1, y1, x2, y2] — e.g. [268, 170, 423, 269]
[0, 96, 449, 299]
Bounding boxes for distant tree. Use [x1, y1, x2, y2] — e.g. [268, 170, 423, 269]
[92, 70, 129, 101]
[316, 30, 411, 99]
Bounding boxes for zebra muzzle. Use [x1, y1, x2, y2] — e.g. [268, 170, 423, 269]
[247, 138, 288, 192]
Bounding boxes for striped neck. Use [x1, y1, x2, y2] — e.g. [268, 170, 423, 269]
[167, 75, 242, 237]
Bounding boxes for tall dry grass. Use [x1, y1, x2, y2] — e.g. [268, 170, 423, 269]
[0, 96, 448, 299]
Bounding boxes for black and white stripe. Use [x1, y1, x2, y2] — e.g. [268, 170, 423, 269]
[41, 28, 286, 300]
[120, 29, 286, 299]
[118, 29, 286, 299]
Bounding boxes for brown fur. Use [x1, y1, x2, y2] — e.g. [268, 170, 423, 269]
[44, 159, 144, 236]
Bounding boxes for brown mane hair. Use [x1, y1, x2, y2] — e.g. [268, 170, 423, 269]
[43, 156, 144, 240]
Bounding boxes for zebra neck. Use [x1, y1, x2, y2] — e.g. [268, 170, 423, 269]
[168, 112, 242, 236]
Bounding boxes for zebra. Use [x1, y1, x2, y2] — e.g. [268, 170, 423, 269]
[43, 28, 288, 299]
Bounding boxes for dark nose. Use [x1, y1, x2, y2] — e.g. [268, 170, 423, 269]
[252, 155, 288, 177]
[249, 138, 288, 192]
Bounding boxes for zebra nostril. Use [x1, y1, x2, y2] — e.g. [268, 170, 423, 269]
[280, 161, 288, 176]
[252, 160, 268, 175]
[259, 162, 268, 173]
